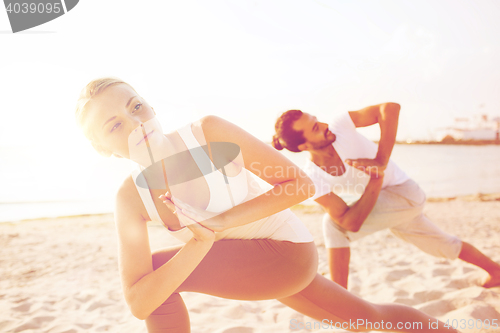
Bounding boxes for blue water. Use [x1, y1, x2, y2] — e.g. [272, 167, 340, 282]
[1, 144, 500, 222]
[282, 144, 500, 198]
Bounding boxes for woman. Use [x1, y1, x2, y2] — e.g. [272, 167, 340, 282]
[75, 77, 458, 332]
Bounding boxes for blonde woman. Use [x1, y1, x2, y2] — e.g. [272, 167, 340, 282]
[75, 77, 459, 333]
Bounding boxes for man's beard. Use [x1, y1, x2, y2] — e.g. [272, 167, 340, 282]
[310, 137, 336, 150]
[309, 128, 336, 150]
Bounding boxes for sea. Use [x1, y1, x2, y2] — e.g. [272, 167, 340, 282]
[1, 144, 500, 222]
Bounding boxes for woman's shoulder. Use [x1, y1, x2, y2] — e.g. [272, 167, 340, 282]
[116, 175, 143, 210]
[197, 115, 244, 141]
[187, 115, 229, 144]
[115, 175, 150, 226]
[198, 115, 224, 131]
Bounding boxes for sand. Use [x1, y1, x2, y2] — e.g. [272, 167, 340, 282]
[1, 197, 500, 333]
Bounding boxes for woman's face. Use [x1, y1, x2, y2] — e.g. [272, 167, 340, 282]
[84, 83, 163, 163]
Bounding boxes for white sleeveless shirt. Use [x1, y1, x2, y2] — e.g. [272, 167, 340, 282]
[303, 112, 410, 201]
[132, 123, 314, 244]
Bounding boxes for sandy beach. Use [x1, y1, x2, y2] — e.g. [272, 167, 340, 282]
[1, 196, 500, 333]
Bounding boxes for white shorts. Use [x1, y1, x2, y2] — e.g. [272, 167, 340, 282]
[322, 179, 462, 260]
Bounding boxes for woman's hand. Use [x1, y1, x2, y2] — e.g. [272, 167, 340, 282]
[160, 192, 227, 233]
[160, 192, 217, 242]
[160, 192, 199, 227]
[182, 211, 216, 243]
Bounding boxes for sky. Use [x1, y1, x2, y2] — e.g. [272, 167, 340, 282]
[1, 0, 500, 203]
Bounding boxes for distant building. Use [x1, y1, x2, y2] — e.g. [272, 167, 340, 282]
[435, 114, 500, 141]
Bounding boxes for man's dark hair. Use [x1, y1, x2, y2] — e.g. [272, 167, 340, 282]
[272, 110, 306, 153]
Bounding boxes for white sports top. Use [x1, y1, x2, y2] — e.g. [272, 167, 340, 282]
[176, 123, 249, 213]
[303, 112, 410, 201]
[132, 123, 314, 244]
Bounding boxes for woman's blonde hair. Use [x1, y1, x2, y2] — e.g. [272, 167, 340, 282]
[75, 77, 135, 156]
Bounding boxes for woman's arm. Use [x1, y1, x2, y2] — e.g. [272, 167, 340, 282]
[191, 115, 316, 232]
[115, 178, 214, 320]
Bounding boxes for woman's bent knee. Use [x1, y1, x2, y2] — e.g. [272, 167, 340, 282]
[145, 293, 190, 333]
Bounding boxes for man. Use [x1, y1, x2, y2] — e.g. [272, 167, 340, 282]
[272, 104, 500, 289]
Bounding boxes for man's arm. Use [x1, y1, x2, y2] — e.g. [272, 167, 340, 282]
[316, 103, 398, 232]
[316, 177, 384, 232]
[348, 102, 400, 166]
[315, 165, 384, 233]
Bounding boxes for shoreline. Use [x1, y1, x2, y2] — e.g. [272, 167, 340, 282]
[426, 192, 500, 202]
[3, 191, 500, 224]
[268, 140, 500, 145]
[394, 140, 500, 145]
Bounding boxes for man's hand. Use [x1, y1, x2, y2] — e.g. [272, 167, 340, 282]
[345, 158, 385, 179]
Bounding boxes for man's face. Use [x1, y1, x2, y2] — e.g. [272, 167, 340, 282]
[292, 112, 336, 150]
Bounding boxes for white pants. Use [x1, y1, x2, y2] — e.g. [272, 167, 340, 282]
[323, 179, 462, 260]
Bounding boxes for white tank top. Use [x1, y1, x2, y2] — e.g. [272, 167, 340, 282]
[303, 112, 410, 201]
[132, 123, 314, 244]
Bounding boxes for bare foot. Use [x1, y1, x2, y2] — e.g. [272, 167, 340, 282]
[482, 270, 500, 288]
